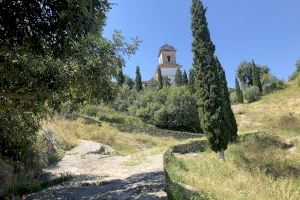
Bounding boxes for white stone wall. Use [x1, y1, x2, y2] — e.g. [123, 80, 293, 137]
[161, 68, 177, 85]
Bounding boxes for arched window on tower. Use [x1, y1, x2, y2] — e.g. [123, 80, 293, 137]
[167, 56, 171, 63]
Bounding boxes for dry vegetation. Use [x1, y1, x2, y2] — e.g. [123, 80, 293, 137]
[166, 77, 300, 200]
[43, 116, 181, 156]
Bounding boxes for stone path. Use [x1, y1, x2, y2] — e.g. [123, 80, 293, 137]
[25, 140, 166, 200]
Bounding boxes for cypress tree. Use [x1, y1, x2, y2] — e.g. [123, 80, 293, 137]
[163, 76, 171, 87]
[235, 76, 244, 103]
[216, 58, 238, 143]
[189, 69, 196, 93]
[116, 65, 125, 86]
[135, 66, 143, 92]
[157, 68, 163, 89]
[191, 0, 237, 160]
[252, 60, 262, 92]
[182, 70, 189, 85]
[175, 68, 183, 86]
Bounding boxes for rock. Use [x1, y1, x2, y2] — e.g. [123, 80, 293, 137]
[98, 145, 115, 155]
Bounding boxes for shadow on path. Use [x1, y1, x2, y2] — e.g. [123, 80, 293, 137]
[25, 171, 166, 200]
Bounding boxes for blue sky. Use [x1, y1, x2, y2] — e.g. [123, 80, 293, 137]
[103, 0, 300, 87]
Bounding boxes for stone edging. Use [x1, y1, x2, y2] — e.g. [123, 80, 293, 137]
[163, 140, 207, 200]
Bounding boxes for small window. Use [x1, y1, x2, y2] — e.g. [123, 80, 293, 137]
[167, 56, 171, 62]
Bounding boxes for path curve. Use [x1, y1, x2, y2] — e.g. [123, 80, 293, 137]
[25, 140, 166, 200]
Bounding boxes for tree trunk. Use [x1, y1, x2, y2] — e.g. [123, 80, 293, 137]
[219, 149, 225, 161]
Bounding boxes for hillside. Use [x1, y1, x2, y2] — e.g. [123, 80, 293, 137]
[164, 77, 300, 200]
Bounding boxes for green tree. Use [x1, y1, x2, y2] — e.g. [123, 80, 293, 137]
[216, 58, 238, 143]
[235, 76, 244, 103]
[129, 87, 201, 132]
[296, 60, 300, 72]
[163, 76, 171, 87]
[124, 75, 134, 89]
[191, 0, 237, 160]
[237, 61, 269, 86]
[175, 68, 183, 86]
[252, 60, 262, 93]
[116, 65, 125, 86]
[189, 69, 196, 93]
[135, 66, 143, 92]
[182, 70, 189, 85]
[0, 0, 140, 162]
[157, 68, 163, 89]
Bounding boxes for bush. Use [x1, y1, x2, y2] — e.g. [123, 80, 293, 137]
[243, 86, 260, 103]
[112, 86, 137, 112]
[130, 87, 201, 132]
[261, 73, 286, 94]
[0, 102, 40, 164]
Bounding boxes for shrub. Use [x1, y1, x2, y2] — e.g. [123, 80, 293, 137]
[130, 87, 201, 132]
[261, 73, 286, 94]
[112, 86, 137, 112]
[243, 86, 260, 103]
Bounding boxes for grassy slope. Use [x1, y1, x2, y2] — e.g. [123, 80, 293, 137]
[166, 77, 300, 200]
[43, 116, 181, 156]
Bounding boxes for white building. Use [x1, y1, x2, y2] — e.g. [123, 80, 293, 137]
[154, 44, 182, 85]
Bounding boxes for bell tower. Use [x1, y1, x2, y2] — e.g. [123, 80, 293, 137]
[155, 44, 182, 84]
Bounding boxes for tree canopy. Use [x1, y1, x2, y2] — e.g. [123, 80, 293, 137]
[175, 69, 183, 86]
[0, 0, 140, 162]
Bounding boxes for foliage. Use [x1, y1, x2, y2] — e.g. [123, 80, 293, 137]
[129, 87, 201, 132]
[296, 60, 300, 72]
[243, 86, 260, 103]
[289, 59, 300, 81]
[175, 69, 183, 86]
[124, 75, 134, 89]
[116, 66, 124, 86]
[112, 86, 138, 112]
[0, 102, 40, 163]
[163, 76, 171, 87]
[157, 68, 163, 89]
[182, 70, 189, 85]
[80, 104, 143, 127]
[0, 0, 139, 163]
[191, 0, 237, 153]
[188, 69, 196, 93]
[216, 58, 238, 143]
[235, 77, 244, 103]
[261, 73, 286, 94]
[237, 61, 269, 86]
[252, 61, 262, 93]
[135, 66, 143, 92]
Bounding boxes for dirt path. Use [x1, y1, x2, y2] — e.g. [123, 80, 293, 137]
[25, 140, 166, 200]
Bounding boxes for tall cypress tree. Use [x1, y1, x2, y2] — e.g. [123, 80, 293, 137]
[157, 68, 163, 89]
[191, 0, 237, 160]
[216, 58, 238, 143]
[182, 70, 189, 85]
[175, 68, 183, 86]
[252, 60, 262, 92]
[189, 69, 196, 93]
[135, 66, 142, 92]
[235, 76, 244, 103]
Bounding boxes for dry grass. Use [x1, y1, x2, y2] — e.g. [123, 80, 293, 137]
[167, 78, 300, 200]
[43, 116, 180, 156]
